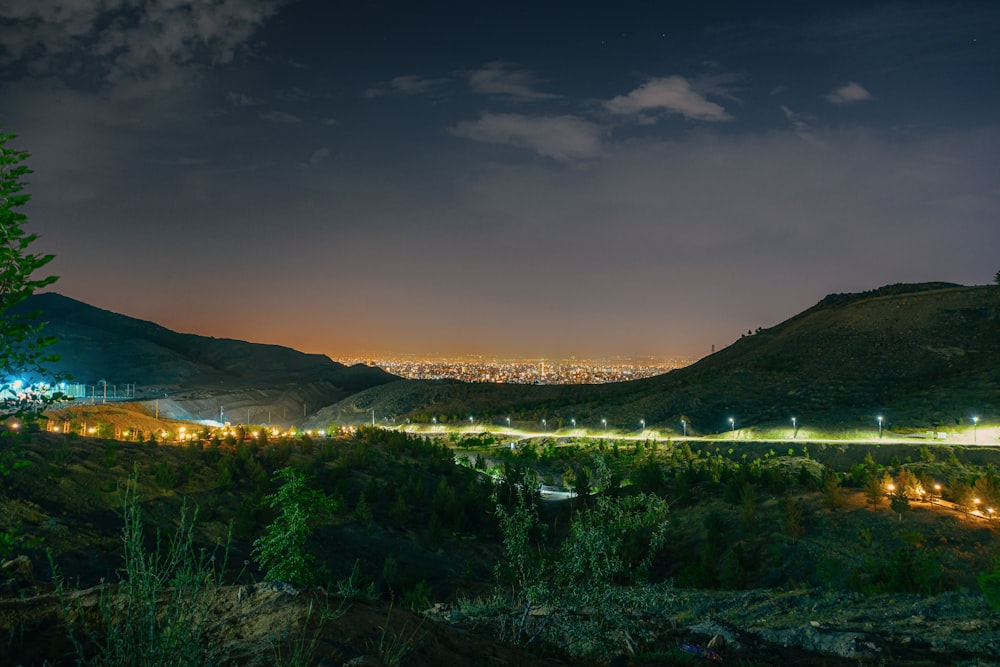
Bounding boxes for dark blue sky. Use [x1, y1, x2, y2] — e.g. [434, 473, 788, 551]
[2, 1, 998, 359]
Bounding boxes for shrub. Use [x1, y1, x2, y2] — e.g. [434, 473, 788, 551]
[53, 470, 228, 666]
[252, 467, 336, 584]
[980, 560, 1000, 611]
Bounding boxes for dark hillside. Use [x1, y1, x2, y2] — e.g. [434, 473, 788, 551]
[10, 293, 398, 422]
[308, 283, 1000, 432]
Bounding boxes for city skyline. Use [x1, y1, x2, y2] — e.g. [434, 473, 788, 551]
[3, 1, 998, 359]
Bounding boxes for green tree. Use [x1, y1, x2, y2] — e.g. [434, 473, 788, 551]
[864, 473, 883, 511]
[1, 129, 58, 421]
[821, 465, 843, 510]
[252, 467, 336, 584]
[889, 489, 910, 521]
[994, 268, 1000, 285]
[782, 492, 804, 538]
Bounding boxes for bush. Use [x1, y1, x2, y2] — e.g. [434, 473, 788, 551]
[53, 470, 228, 666]
[980, 560, 1000, 611]
[252, 467, 336, 584]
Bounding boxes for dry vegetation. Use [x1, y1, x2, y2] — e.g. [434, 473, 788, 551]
[3, 408, 1000, 665]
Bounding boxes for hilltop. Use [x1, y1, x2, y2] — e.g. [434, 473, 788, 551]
[11, 293, 398, 425]
[306, 283, 1000, 434]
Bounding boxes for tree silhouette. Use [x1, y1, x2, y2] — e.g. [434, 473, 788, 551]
[1, 128, 59, 421]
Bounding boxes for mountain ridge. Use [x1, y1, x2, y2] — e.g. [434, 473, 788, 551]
[305, 282, 1000, 432]
[10, 292, 399, 423]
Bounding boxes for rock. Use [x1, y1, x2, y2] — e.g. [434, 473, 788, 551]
[756, 625, 881, 659]
[342, 656, 387, 666]
[1, 555, 34, 585]
[687, 620, 741, 649]
[261, 580, 299, 597]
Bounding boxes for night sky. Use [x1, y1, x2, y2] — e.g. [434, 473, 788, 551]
[2, 1, 998, 360]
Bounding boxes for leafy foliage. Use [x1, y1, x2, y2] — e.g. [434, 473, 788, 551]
[980, 559, 1000, 611]
[1, 128, 59, 421]
[253, 466, 336, 584]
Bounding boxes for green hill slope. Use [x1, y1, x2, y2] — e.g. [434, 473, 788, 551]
[307, 283, 1000, 433]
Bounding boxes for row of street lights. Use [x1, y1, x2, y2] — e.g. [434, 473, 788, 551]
[457, 412, 983, 441]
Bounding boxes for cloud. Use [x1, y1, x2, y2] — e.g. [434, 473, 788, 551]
[449, 113, 601, 161]
[467, 61, 559, 102]
[605, 75, 732, 121]
[300, 147, 329, 168]
[825, 81, 873, 104]
[259, 111, 301, 124]
[2, 0, 289, 89]
[779, 105, 825, 146]
[364, 74, 449, 98]
[227, 91, 263, 106]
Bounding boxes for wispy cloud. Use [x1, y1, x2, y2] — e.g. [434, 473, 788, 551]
[227, 91, 263, 107]
[449, 113, 601, 161]
[605, 75, 732, 122]
[364, 74, 449, 98]
[2, 0, 289, 89]
[259, 111, 301, 124]
[467, 61, 559, 102]
[779, 105, 825, 146]
[300, 147, 329, 168]
[825, 81, 873, 104]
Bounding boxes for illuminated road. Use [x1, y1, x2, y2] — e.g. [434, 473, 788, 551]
[398, 424, 996, 447]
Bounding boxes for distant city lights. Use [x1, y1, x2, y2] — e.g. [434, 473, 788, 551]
[340, 355, 690, 385]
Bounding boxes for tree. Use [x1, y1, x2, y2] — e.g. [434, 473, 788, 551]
[821, 465, 844, 510]
[1, 128, 58, 421]
[889, 489, 910, 521]
[864, 473, 883, 511]
[252, 467, 336, 584]
[995, 268, 1000, 285]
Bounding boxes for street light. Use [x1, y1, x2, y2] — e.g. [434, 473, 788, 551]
[681, 418, 686, 437]
[729, 417, 735, 439]
[640, 419, 645, 432]
[542, 418, 547, 432]
[602, 418, 607, 432]
[571, 418, 576, 428]
[506, 416, 511, 427]
[791, 417, 797, 438]
[973, 416, 979, 442]
[877, 415, 883, 439]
